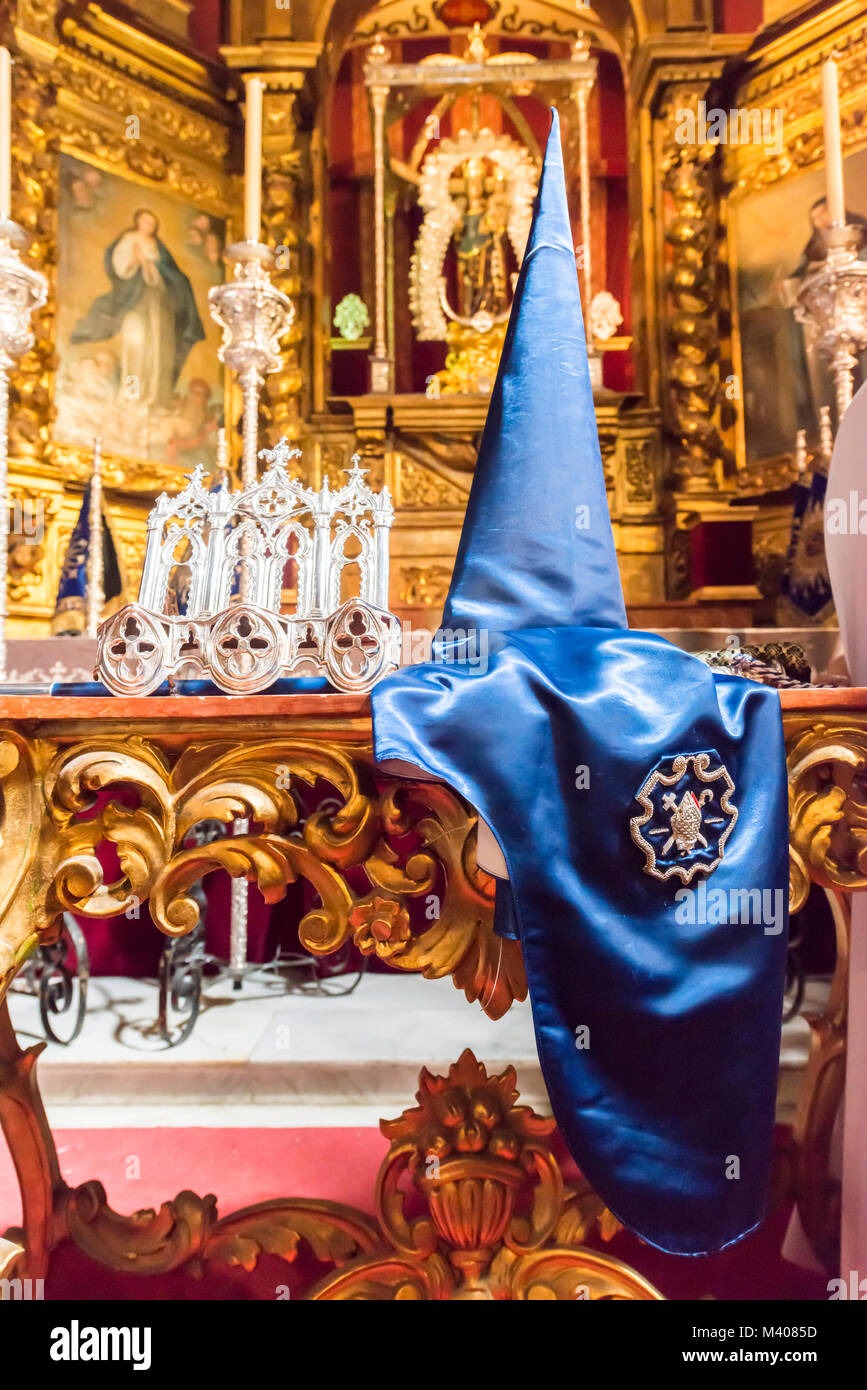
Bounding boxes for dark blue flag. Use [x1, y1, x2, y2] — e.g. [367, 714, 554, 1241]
[779, 462, 834, 624]
[52, 477, 121, 635]
[371, 110, 789, 1256]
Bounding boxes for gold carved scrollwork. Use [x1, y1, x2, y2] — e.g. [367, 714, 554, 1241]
[787, 720, 867, 912]
[9, 56, 55, 468]
[262, 88, 306, 445]
[52, 54, 229, 160]
[398, 456, 468, 507]
[55, 1180, 380, 1277]
[1, 1020, 659, 1298]
[309, 1050, 660, 1301]
[726, 16, 867, 197]
[624, 439, 654, 504]
[399, 564, 452, 609]
[0, 727, 524, 1021]
[783, 712, 867, 1271]
[52, 117, 223, 205]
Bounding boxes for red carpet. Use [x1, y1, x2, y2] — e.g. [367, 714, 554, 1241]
[0, 1126, 830, 1300]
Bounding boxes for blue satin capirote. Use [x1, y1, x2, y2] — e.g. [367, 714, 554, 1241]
[371, 112, 789, 1256]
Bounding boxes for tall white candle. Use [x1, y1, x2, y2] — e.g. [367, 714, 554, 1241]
[244, 76, 264, 243]
[822, 57, 845, 225]
[0, 49, 11, 223]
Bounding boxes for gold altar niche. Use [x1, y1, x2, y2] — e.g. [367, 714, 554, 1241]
[308, 8, 666, 628]
[360, 24, 629, 399]
[407, 120, 537, 397]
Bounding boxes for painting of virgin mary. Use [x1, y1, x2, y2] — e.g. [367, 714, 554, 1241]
[71, 208, 205, 410]
[54, 155, 225, 466]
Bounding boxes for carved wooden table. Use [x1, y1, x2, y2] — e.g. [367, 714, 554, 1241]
[0, 687, 859, 1296]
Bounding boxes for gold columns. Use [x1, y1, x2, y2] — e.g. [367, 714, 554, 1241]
[571, 36, 596, 336]
[366, 36, 393, 394]
[657, 83, 728, 492]
[262, 79, 307, 442]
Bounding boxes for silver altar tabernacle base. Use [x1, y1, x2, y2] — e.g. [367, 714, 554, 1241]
[96, 438, 401, 697]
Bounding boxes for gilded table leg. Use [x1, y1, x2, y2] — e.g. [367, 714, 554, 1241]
[785, 717, 867, 1271]
[788, 888, 847, 1272]
[0, 732, 63, 999]
[0, 999, 63, 1280]
[0, 730, 70, 1279]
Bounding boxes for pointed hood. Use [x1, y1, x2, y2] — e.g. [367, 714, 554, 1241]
[442, 108, 626, 635]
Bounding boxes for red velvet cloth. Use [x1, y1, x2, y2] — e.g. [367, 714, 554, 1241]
[0, 1124, 828, 1300]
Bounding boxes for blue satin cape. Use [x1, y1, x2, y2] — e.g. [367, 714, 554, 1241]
[371, 112, 789, 1256]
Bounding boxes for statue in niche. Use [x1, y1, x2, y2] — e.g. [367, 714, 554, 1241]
[454, 155, 511, 322]
[409, 128, 538, 342]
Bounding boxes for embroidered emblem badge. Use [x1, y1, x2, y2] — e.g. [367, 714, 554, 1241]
[630, 750, 737, 883]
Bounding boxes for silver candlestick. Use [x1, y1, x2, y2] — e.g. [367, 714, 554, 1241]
[795, 223, 867, 421]
[208, 238, 294, 986]
[209, 241, 293, 487]
[0, 219, 47, 680]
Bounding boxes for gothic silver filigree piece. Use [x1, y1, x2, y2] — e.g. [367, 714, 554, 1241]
[95, 439, 400, 696]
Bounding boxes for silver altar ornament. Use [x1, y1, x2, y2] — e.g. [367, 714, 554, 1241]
[795, 223, 867, 421]
[95, 438, 401, 696]
[208, 241, 294, 487]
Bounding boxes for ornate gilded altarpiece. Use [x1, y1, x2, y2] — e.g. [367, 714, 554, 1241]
[4, 0, 865, 633]
[4, 0, 674, 637]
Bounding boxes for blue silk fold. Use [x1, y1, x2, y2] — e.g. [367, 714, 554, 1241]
[373, 631, 788, 1255]
[371, 111, 789, 1256]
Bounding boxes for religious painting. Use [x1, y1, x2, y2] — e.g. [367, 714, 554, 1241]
[733, 145, 867, 462]
[53, 153, 226, 469]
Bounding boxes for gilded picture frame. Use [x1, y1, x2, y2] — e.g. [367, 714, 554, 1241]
[8, 0, 237, 630]
[724, 9, 867, 475]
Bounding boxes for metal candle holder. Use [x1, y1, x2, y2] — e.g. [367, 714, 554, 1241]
[795, 223, 867, 420]
[208, 241, 293, 978]
[209, 241, 292, 487]
[0, 219, 47, 679]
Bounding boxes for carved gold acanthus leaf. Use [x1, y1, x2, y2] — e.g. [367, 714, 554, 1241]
[2, 1014, 663, 1300]
[305, 1050, 658, 1301]
[0, 729, 521, 1018]
[55, 1181, 379, 1276]
[787, 720, 867, 913]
